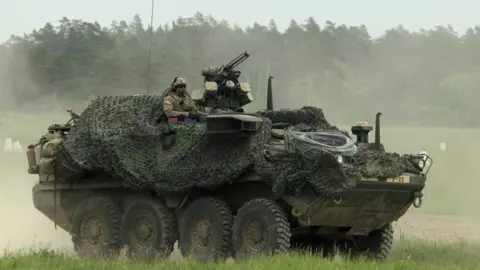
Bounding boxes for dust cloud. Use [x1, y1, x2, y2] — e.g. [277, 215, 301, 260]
[383, 126, 480, 244]
[0, 155, 71, 253]
[0, 46, 72, 253]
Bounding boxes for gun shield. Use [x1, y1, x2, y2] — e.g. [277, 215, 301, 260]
[205, 81, 218, 92]
[191, 89, 206, 106]
[238, 82, 254, 107]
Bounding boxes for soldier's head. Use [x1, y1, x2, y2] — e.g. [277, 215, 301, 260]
[171, 77, 187, 95]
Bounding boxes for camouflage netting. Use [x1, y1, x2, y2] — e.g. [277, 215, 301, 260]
[251, 128, 422, 196]
[350, 144, 422, 178]
[252, 107, 423, 195]
[56, 95, 269, 192]
[254, 139, 354, 196]
[256, 106, 348, 134]
[53, 96, 423, 196]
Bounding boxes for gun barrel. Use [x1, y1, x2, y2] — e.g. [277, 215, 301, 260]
[226, 51, 250, 69]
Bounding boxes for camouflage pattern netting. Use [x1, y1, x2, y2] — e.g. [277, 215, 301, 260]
[252, 106, 423, 195]
[55, 95, 423, 195]
[56, 95, 268, 192]
[256, 106, 348, 134]
[350, 144, 422, 178]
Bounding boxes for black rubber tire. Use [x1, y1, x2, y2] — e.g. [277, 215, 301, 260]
[353, 223, 394, 261]
[70, 196, 122, 258]
[232, 198, 291, 260]
[121, 196, 177, 261]
[178, 197, 233, 262]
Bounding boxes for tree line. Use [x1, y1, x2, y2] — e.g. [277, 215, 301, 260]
[0, 13, 479, 127]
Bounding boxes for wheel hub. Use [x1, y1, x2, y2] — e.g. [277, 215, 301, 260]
[133, 216, 156, 247]
[191, 217, 212, 250]
[80, 215, 104, 245]
[244, 219, 267, 252]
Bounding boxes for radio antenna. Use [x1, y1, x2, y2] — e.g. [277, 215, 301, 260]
[146, 0, 155, 94]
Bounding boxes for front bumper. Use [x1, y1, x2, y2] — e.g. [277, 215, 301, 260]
[284, 173, 427, 235]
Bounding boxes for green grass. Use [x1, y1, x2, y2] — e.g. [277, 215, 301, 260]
[1, 240, 479, 269]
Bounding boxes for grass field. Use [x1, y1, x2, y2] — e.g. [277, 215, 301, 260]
[1, 240, 479, 269]
[1, 111, 480, 269]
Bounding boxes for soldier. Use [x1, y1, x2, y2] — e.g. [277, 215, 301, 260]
[163, 77, 199, 117]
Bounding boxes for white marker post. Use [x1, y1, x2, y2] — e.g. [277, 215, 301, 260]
[440, 142, 447, 152]
[13, 141, 23, 153]
[4, 137, 12, 153]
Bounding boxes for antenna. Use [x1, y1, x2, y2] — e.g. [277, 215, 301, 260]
[146, 0, 155, 94]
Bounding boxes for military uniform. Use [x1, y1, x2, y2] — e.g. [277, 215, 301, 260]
[163, 77, 198, 117]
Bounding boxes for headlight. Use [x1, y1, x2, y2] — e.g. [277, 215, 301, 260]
[417, 150, 428, 169]
[417, 159, 426, 169]
[225, 80, 235, 88]
[337, 155, 344, 164]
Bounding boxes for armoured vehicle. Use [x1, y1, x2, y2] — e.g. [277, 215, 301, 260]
[26, 51, 432, 262]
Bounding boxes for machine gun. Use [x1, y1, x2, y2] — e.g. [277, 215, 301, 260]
[201, 51, 249, 85]
[192, 51, 254, 111]
[46, 108, 80, 136]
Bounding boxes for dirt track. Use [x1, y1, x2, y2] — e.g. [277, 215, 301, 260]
[394, 213, 480, 243]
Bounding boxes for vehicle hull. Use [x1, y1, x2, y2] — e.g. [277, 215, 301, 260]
[32, 173, 425, 237]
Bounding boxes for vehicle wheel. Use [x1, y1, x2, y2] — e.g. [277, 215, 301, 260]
[178, 197, 233, 262]
[233, 198, 291, 260]
[121, 196, 177, 261]
[353, 223, 394, 261]
[71, 196, 122, 258]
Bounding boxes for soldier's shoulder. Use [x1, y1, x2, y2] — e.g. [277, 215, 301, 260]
[164, 95, 175, 103]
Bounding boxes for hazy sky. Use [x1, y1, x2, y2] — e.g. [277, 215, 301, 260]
[1, 0, 479, 42]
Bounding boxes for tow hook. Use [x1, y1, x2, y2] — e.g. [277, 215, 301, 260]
[413, 191, 423, 208]
[332, 194, 342, 204]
